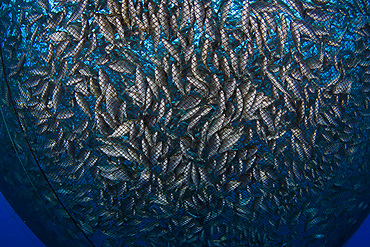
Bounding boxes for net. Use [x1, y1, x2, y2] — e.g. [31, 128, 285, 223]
[0, 0, 369, 246]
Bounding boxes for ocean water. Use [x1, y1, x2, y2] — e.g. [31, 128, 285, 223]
[0, 192, 45, 247]
[344, 216, 370, 246]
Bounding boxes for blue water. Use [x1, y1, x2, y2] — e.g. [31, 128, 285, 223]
[344, 216, 370, 247]
[0, 192, 45, 247]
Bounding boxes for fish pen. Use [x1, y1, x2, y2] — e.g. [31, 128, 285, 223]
[0, 0, 369, 246]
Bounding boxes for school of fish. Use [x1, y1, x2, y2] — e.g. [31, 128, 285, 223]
[0, 0, 370, 246]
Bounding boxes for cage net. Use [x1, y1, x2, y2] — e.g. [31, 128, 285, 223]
[0, 0, 369, 246]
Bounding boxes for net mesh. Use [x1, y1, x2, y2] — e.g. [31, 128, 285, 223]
[0, 0, 370, 246]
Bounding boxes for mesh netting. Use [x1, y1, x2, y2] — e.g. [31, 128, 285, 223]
[0, 0, 370, 246]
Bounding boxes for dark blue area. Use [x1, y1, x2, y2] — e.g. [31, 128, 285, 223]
[344, 214, 370, 247]
[0, 192, 45, 247]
